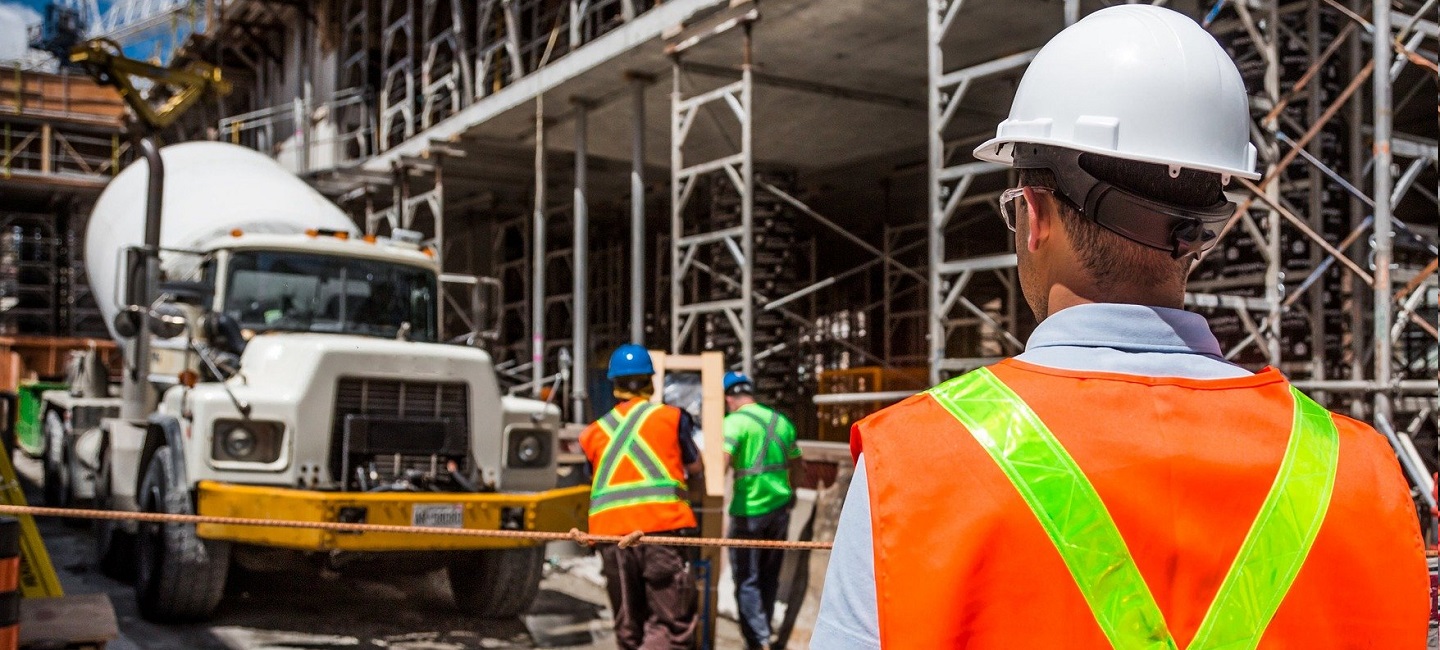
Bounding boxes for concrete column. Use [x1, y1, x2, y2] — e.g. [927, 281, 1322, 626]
[532, 96, 547, 397]
[572, 100, 590, 422]
[629, 74, 648, 345]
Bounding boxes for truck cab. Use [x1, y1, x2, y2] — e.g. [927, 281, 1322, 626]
[151, 229, 561, 494]
[46, 227, 588, 622]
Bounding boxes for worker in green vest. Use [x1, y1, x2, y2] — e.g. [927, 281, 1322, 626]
[722, 371, 801, 650]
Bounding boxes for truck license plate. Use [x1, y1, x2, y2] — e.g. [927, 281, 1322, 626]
[412, 504, 465, 529]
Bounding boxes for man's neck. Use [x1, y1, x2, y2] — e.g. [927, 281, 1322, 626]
[1044, 283, 1184, 320]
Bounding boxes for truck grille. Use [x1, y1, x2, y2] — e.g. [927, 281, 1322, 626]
[329, 377, 470, 489]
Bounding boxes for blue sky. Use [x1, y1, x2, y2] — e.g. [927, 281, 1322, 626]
[0, 0, 184, 64]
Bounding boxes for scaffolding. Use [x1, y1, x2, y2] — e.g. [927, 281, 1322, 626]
[0, 65, 126, 340]
[143, 0, 1435, 463]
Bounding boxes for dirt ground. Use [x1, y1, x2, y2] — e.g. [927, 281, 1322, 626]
[16, 454, 744, 649]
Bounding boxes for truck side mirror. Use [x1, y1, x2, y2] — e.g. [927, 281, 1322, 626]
[205, 312, 247, 355]
[148, 303, 189, 339]
[113, 305, 143, 338]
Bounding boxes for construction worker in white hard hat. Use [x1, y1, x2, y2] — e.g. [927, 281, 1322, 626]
[721, 371, 802, 650]
[813, 5, 1426, 648]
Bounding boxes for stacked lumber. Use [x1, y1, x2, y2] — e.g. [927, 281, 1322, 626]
[0, 67, 124, 126]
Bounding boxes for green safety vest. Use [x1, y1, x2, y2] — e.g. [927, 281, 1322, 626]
[589, 402, 687, 514]
[725, 404, 797, 517]
[927, 367, 1339, 649]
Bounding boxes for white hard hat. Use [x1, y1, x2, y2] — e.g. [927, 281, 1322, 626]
[973, 5, 1259, 181]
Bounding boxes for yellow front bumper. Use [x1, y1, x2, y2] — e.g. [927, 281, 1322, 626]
[195, 481, 590, 551]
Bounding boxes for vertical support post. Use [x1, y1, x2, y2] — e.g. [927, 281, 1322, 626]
[532, 95, 547, 397]
[1262, 1, 1283, 367]
[739, 26, 755, 378]
[1345, 0, 1367, 416]
[1371, 0, 1394, 421]
[630, 74, 647, 344]
[122, 136, 163, 421]
[1305, 2, 1326, 385]
[433, 161, 446, 338]
[926, 0, 945, 386]
[39, 124, 50, 174]
[669, 67, 682, 354]
[572, 100, 590, 422]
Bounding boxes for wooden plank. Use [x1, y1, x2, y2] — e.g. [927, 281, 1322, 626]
[19, 594, 119, 646]
[0, 67, 125, 124]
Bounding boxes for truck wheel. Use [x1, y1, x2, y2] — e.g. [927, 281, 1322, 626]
[134, 448, 230, 622]
[41, 410, 69, 508]
[92, 442, 134, 581]
[447, 545, 545, 618]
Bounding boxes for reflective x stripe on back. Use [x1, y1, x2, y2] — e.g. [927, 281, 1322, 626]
[732, 408, 790, 478]
[591, 403, 685, 512]
[927, 368, 1339, 650]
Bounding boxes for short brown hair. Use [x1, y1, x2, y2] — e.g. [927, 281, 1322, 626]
[1017, 157, 1213, 291]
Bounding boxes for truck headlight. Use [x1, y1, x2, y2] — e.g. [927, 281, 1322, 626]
[212, 420, 284, 463]
[506, 429, 551, 469]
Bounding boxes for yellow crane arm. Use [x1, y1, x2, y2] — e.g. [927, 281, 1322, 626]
[69, 38, 231, 130]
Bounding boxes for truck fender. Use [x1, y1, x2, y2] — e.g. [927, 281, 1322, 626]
[139, 414, 190, 503]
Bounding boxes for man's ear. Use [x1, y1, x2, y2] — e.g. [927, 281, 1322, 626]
[1021, 186, 1052, 253]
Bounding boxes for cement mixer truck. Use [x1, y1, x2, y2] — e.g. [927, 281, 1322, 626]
[34, 141, 587, 622]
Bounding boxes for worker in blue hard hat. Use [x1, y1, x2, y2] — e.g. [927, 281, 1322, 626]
[578, 343, 704, 649]
[722, 370, 801, 650]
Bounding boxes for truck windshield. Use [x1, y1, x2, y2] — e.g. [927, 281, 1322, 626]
[224, 250, 438, 342]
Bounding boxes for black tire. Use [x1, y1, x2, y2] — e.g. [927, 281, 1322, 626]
[92, 440, 134, 581]
[447, 545, 545, 618]
[41, 410, 69, 508]
[134, 448, 230, 622]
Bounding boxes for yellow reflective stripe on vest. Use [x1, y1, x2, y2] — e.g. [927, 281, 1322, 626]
[1188, 387, 1338, 650]
[927, 368, 1338, 650]
[590, 403, 685, 513]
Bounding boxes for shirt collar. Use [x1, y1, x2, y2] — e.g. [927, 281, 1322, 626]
[1026, 303, 1224, 356]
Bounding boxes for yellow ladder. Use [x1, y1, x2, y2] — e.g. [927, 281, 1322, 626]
[0, 449, 63, 598]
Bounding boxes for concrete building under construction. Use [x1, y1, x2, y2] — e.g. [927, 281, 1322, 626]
[0, 0, 1432, 645]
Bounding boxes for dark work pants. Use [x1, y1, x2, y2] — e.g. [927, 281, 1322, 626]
[599, 538, 697, 650]
[728, 508, 790, 649]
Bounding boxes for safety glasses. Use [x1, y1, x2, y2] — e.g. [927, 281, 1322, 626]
[997, 186, 1055, 232]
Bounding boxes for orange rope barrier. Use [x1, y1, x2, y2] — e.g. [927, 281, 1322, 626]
[0, 504, 833, 551]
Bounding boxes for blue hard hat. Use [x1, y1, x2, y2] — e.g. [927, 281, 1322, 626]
[607, 344, 654, 379]
[723, 371, 753, 392]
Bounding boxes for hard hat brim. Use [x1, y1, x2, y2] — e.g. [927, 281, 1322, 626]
[972, 137, 1262, 182]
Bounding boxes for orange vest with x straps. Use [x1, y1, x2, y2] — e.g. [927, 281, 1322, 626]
[580, 398, 697, 536]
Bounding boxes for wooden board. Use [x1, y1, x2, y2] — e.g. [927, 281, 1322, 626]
[19, 594, 119, 647]
[0, 336, 119, 393]
[0, 67, 125, 125]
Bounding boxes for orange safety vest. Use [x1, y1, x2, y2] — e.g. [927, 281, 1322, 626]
[580, 398, 697, 536]
[854, 360, 1427, 649]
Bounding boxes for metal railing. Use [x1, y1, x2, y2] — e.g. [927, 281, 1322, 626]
[217, 87, 373, 174]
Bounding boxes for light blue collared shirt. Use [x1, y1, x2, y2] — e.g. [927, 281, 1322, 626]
[810, 303, 1250, 649]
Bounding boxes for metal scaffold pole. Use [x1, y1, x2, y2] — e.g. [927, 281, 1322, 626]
[630, 74, 648, 345]
[532, 94, 547, 398]
[925, 0, 944, 387]
[573, 100, 590, 421]
[739, 25, 755, 378]
[1371, 0, 1394, 423]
